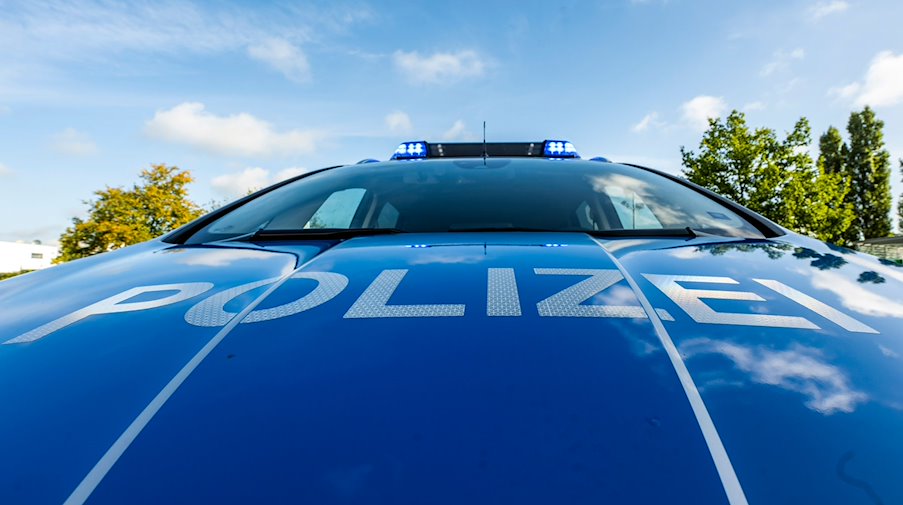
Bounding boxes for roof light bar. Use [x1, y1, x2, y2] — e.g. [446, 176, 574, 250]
[391, 141, 428, 160]
[389, 140, 581, 159]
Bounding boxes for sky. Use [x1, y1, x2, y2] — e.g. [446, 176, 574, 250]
[1, 0, 903, 245]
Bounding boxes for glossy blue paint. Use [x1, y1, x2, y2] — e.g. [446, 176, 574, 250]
[85, 233, 728, 504]
[2, 201, 902, 502]
[0, 244, 308, 503]
[606, 233, 903, 505]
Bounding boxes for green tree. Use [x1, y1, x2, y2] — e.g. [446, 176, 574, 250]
[681, 111, 854, 243]
[57, 164, 203, 262]
[0, 270, 33, 281]
[899, 159, 903, 233]
[841, 106, 892, 242]
[681, 111, 785, 218]
[818, 126, 846, 175]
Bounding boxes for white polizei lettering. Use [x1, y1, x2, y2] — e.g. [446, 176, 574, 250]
[184, 278, 279, 327]
[184, 272, 349, 327]
[753, 278, 879, 334]
[243, 272, 349, 323]
[655, 308, 675, 321]
[4, 282, 215, 345]
[643, 274, 818, 329]
[534, 268, 646, 318]
[4, 269, 879, 343]
[344, 269, 465, 318]
[487, 268, 521, 316]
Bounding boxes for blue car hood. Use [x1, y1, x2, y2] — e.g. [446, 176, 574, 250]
[1, 232, 902, 504]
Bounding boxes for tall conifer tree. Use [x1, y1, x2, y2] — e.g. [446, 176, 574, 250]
[817, 126, 846, 175]
[842, 106, 892, 242]
[898, 159, 903, 233]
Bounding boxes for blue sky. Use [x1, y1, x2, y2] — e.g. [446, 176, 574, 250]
[2, 0, 902, 244]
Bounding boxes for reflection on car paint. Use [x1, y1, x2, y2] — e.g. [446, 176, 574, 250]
[680, 338, 868, 415]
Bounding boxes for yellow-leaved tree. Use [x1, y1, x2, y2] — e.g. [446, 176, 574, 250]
[57, 164, 203, 262]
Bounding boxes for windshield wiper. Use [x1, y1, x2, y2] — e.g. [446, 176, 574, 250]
[240, 228, 406, 241]
[232, 226, 732, 242]
[587, 227, 723, 238]
[446, 226, 563, 233]
[447, 226, 724, 238]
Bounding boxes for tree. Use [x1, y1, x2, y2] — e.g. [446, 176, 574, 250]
[681, 111, 785, 218]
[899, 159, 903, 233]
[818, 126, 846, 175]
[841, 106, 892, 242]
[0, 270, 32, 281]
[681, 111, 854, 244]
[57, 164, 203, 262]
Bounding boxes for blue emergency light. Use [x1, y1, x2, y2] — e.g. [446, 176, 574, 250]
[543, 140, 579, 158]
[391, 141, 428, 160]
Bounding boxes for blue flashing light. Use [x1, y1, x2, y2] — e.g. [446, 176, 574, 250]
[406, 244, 430, 248]
[543, 140, 579, 158]
[391, 141, 428, 160]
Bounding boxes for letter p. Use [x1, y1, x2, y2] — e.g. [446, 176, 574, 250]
[3, 282, 214, 345]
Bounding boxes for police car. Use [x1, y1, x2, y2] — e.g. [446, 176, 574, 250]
[2, 140, 902, 504]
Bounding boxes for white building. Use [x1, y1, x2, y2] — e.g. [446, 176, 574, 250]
[0, 241, 60, 273]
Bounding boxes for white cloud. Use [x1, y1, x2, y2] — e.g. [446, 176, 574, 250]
[879, 345, 899, 359]
[742, 101, 766, 112]
[211, 166, 308, 197]
[52, 128, 98, 156]
[393, 50, 487, 84]
[0, 3, 368, 64]
[809, 1, 849, 20]
[145, 102, 319, 157]
[0, 3, 375, 95]
[828, 82, 861, 99]
[385, 111, 413, 134]
[680, 95, 727, 131]
[760, 48, 805, 77]
[442, 120, 474, 141]
[274, 167, 308, 181]
[683, 339, 867, 414]
[212, 167, 270, 197]
[810, 269, 903, 318]
[247, 38, 311, 83]
[837, 51, 903, 107]
[631, 112, 664, 132]
[0, 162, 11, 176]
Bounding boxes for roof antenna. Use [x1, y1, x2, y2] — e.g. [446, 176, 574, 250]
[482, 120, 487, 165]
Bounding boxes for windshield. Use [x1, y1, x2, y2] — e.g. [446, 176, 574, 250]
[186, 159, 765, 243]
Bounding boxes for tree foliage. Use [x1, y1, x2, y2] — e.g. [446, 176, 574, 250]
[0, 270, 33, 281]
[818, 126, 846, 175]
[899, 158, 903, 233]
[57, 164, 203, 262]
[681, 111, 854, 244]
[841, 106, 892, 242]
